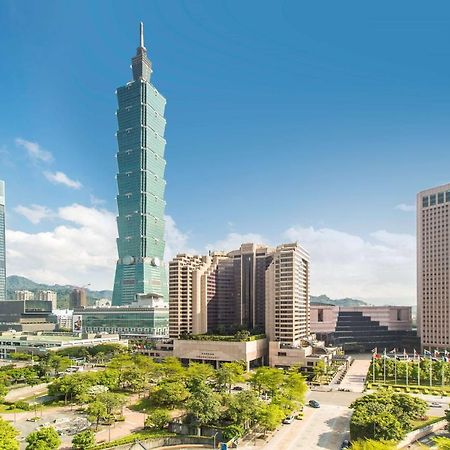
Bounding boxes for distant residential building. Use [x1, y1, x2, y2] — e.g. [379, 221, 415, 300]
[70, 288, 87, 309]
[112, 23, 168, 306]
[36, 290, 57, 310]
[53, 309, 73, 330]
[95, 298, 111, 308]
[74, 294, 168, 338]
[310, 305, 419, 352]
[15, 290, 35, 301]
[417, 183, 450, 350]
[0, 181, 5, 302]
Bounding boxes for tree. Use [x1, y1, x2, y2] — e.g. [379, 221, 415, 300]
[25, 426, 61, 450]
[186, 362, 216, 385]
[151, 380, 190, 409]
[97, 392, 125, 418]
[313, 360, 327, 378]
[283, 371, 307, 405]
[144, 408, 171, 430]
[186, 382, 222, 426]
[250, 367, 285, 397]
[257, 404, 285, 434]
[0, 417, 19, 450]
[226, 390, 263, 427]
[86, 401, 108, 430]
[72, 430, 95, 449]
[349, 390, 425, 441]
[216, 362, 245, 393]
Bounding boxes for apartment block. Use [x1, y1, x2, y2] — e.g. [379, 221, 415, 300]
[15, 290, 35, 301]
[36, 290, 57, 310]
[417, 183, 450, 349]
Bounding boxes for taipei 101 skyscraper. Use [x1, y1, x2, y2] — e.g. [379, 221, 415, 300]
[112, 23, 168, 306]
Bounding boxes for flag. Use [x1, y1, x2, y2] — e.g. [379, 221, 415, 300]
[434, 350, 440, 358]
[414, 349, 418, 360]
[403, 349, 409, 360]
[424, 349, 432, 356]
[372, 347, 381, 359]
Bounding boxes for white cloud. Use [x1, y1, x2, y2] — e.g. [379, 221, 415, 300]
[283, 226, 415, 305]
[6, 209, 194, 290]
[44, 171, 82, 189]
[6, 204, 117, 289]
[90, 194, 106, 206]
[396, 203, 416, 212]
[164, 215, 197, 260]
[15, 138, 53, 163]
[206, 232, 267, 252]
[14, 204, 53, 224]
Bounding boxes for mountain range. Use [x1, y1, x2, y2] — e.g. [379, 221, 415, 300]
[7, 276, 368, 308]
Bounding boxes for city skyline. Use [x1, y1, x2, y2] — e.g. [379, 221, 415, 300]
[2, 2, 450, 304]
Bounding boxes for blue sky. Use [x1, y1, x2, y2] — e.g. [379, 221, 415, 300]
[1, 1, 450, 303]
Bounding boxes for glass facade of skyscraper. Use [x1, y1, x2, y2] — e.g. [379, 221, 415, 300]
[112, 24, 168, 306]
[0, 181, 5, 302]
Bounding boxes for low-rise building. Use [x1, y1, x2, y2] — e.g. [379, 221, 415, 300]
[0, 300, 56, 332]
[74, 294, 168, 339]
[0, 331, 127, 359]
[310, 305, 419, 352]
[53, 309, 73, 330]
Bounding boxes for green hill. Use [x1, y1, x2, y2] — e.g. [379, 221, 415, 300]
[6, 275, 112, 309]
[310, 294, 368, 307]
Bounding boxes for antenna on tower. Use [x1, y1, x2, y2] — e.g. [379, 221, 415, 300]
[140, 22, 145, 48]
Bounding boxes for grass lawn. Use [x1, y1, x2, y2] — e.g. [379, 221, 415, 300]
[411, 416, 443, 430]
[130, 397, 153, 412]
[367, 381, 450, 394]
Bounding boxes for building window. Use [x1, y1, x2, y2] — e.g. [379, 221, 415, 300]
[278, 352, 287, 357]
[430, 194, 436, 206]
[438, 192, 445, 204]
[318, 309, 324, 322]
[423, 196, 429, 208]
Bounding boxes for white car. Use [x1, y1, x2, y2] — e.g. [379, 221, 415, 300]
[429, 402, 441, 408]
[283, 415, 295, 424]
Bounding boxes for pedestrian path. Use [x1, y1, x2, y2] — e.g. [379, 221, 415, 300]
[339, 355, 371, 392]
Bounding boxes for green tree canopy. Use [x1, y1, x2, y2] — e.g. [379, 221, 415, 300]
[151, 380, 190, 409]
[0, 417, 19, 450]
[25, 426, 61, 450]
[144, 408, 171, 430]
[72, 429, 95, 449]
[216, 361, 246, 393]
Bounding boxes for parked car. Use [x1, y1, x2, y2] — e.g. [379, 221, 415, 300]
[341, 440, 351, 449]
[309, 400, 320, 408]
[283, 415, 295, 424]
[232, 386, 244, 391]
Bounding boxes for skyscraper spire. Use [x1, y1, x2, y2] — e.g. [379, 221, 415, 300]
[140, 22, 145, 49]
[131, 22, 151, 81]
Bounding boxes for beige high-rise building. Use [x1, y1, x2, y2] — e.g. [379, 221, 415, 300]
[69, 288, 87, 309]
[417, 183, 450, 349]
[15, 290, 34, 301]
[265, 243, 310, 344]
[168, 253, 234, 338]
[36, 290, 57, 310]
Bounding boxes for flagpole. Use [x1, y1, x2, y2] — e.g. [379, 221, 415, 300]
[417, 351, 421, 386]
[405, 350, 408, 386]
[430, 349, 432, 388]
[394, 349, 397, 385]
[372, 349, 376, 383]
[383, 348, 386, 383]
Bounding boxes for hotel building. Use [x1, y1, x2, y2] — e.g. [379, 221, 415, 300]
[417, 183, 450, 349]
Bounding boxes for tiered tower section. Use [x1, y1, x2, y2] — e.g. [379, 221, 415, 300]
[112, 23, 168, 305]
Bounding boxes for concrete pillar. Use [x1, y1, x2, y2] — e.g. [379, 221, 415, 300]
[246, 361, 250, 372]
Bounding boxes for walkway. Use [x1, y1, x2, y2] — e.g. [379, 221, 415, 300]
[338, 354, 371, 392]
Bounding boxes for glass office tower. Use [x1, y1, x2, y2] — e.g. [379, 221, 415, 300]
[112, 24, 168, 306]
[0, 181, 5, 302]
